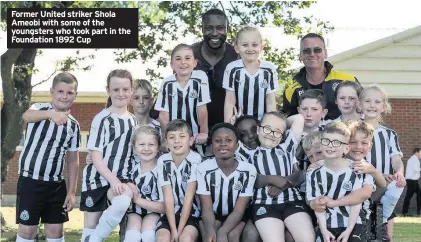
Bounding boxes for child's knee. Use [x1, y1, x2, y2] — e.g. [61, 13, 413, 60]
[18, 225, 37, 240]
[122, 184, 134, 198]
[155, 230, 170, 242]
[179, 233, 195, 242]
[228, 230, 241, 242]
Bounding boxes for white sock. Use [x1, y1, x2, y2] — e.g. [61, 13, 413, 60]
[90, 195, 132, 240]
[81, 228, 94, 242]
[141, 230, 156, 242]
[123, 230, 141, 242]
[16, 234, 34, 242]
[46, 237, 64, 242]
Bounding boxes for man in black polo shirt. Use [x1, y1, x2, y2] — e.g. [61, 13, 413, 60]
[281, 33, 358, 120]
[192, 9, 238, 129]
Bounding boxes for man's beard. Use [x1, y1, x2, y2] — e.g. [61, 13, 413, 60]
[204, 35, 227, 50]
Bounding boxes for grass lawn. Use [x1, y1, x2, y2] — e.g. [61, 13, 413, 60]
[2, 206, 420, 241]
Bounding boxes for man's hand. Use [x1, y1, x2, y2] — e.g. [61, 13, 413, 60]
[63, 192, 76, 212]
[49, 110, 70, 125]
[229, 106, 242, 125]
[310, 196, 327, 212]
[393, 173, 406, 187]
[195, 133, 208, 145]
[268, 186, 282, 197]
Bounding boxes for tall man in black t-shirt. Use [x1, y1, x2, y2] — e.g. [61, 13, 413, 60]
[192, 9, 238, 129]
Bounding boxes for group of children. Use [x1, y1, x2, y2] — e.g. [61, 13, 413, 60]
[15, 25, 406, 242]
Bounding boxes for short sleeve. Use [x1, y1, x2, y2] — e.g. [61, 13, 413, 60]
[389, 130, 403, 157]
[306, 170, 319, 201]
[362, 174, 376, 192]
[156, 183, 164, 202]
[281, 129, 299, 154]
[188, 161, 199, 183]
[222, 62, 236, 91]
[197, 71, 211, 106]
[67, 122, 80, 152]
[29, 102, 51, 111]
[157, 158, 172, 187]
[196, 165, 210, 195]
[239, 165, 257, 197]
[154, 79, 170, 112]
[87, 116, 105, 152]
[265, 62, 280, 94]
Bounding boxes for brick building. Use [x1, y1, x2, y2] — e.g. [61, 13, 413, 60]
[2, 26, 421, 213]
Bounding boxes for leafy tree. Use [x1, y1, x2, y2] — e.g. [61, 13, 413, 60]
[1, 0, 332, 232]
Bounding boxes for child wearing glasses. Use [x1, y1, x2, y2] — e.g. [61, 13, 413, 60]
[223, 26, 279, 122]
[249, 112, 316, 242]
[306, 122, 374, 242]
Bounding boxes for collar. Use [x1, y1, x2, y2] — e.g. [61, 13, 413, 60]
[293, 61, 334, 89]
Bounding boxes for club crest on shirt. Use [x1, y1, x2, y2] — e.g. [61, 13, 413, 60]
[234, 181, 243, 191]
[20, 210, 29, 221]
[276, 149, 285, 156]
[189, 90, 198, 99]
[332, 82, 339, 91]
[85, 196, 94, 207]
[182, 173, 190, 182]
[260, 79, 269, 88]
[342, 181, 353, 191]
[256, 207, 266, 216]
[141, 185, 152, 195]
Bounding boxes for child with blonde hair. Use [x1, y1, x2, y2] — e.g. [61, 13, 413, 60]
[359, 84, 405, 241]
[223, 26, 279, 122]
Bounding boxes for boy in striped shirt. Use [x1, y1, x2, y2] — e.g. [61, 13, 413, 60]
[307, 122, 373, 242]
[16, 73, 80, 242]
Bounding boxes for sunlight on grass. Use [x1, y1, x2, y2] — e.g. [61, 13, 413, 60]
[2, 207, 420, 241]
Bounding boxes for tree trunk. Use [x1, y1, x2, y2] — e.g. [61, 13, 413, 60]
[1, 48, 36, 230]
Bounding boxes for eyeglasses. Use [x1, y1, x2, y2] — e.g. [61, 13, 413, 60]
[259, 125, 283, 138]
[301, 47, 324, 55]
[321, 138, 348, 147]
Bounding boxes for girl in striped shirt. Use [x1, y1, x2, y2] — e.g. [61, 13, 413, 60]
[360, 85, 405, 241]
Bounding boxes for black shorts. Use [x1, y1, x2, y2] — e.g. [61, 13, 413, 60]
[214, 212, 248, 224]
[156, 215, 199, 233]
[251, 201, 309, 222]
[79, 186, 110, 212]
[316, 224, 365, 242]
[16, 176, 69, 225]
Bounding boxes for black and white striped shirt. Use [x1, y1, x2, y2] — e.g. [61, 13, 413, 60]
[154, 70, 211, 136]
[82, 109, 138, 191]
[147, 118, 162, 138]
[196, 158, 257, 216]
[131, 162, 163, 216]
[18, 102, 80, 182]
[222, 59, 279, 120]
[235, 141, 256, 164]
[365, 126, 402, 175]
[252, 131, 302, 204]
[306, 161, 373, 228]
[157, 151, 202, 217]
